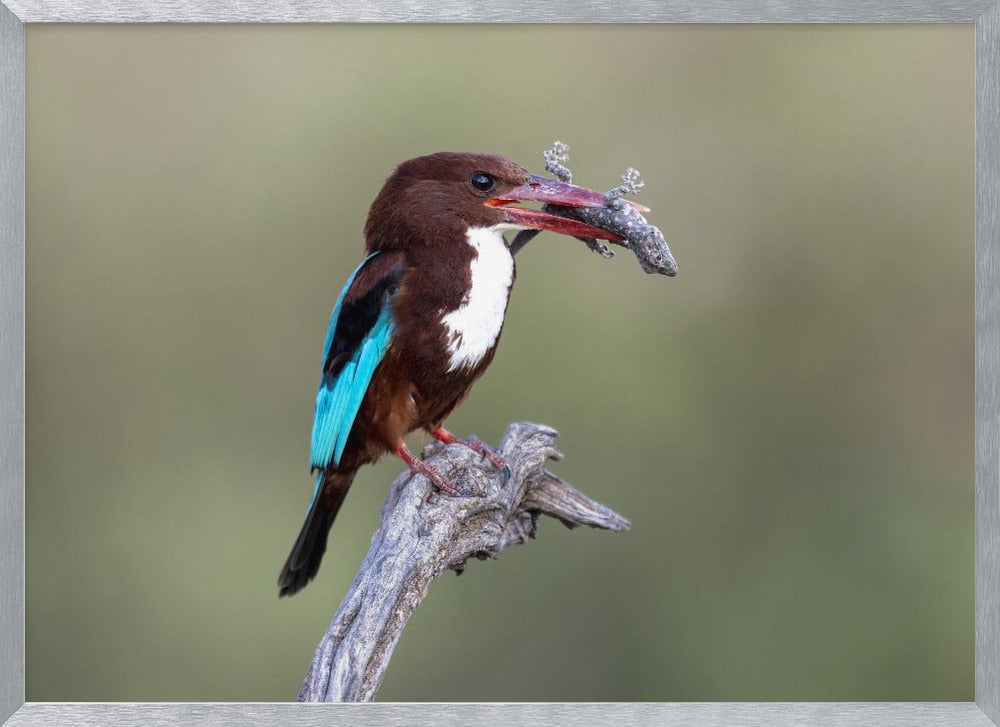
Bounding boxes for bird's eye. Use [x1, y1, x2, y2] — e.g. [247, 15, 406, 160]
[470, 172, 495, 192]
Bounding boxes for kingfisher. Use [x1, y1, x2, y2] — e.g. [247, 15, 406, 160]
[278, 152, 626, 597]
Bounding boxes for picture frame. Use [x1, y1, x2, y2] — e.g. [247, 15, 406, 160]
[1, 2, 997, 725]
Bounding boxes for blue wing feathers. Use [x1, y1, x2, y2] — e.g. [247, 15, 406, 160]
[309, 252, 397, 472]
[321, 252, 379, 363]
[325, 360, 354, 463]
[333, 305, 394, 465]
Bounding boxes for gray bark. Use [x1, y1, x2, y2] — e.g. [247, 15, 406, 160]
[297, 421, 631, 702]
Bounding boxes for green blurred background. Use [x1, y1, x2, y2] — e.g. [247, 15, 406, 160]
[25, 25, 973, 701]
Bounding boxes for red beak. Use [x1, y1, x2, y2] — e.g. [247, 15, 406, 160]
[486, 174, 649, 241]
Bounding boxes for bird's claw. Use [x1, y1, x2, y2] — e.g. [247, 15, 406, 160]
[429, 428, 507, 483]
[418, 461, 463, 497]
[487, 453, 512, 486]
[396, 440, 464, 496]
[467, 438, 509, 483]
[478, 443, 506, 472]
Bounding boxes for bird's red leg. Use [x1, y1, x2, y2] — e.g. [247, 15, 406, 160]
[428, 426, 506, 471]
[393, 441, 462, 496]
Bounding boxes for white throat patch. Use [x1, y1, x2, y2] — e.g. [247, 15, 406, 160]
[441, 225, 515, 372]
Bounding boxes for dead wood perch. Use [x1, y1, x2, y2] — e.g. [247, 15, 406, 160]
[297, 421, 630, 702]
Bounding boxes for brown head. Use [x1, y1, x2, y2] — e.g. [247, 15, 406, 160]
[363, 151, 626, 252]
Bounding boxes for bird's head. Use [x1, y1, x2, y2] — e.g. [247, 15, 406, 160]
[364, 152, 624, 251]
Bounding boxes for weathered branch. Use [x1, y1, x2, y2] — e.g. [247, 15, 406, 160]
[296, 421, 630, 702]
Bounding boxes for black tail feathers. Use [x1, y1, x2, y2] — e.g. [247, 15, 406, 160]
[278, 470, 356, 597]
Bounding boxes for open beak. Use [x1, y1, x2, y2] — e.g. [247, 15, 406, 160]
[486, 174, 649, 241]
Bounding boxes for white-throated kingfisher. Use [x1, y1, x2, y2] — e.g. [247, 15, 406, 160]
[278, 153, 626, 597]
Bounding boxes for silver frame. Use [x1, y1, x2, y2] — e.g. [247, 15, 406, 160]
[1, 2, 997, 725]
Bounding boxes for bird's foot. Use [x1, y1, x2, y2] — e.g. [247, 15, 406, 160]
[429, 427, 508, 471]
[465, 439, 507, 473]
[428, 427, 511, 486]
[394, 441, 462, 496]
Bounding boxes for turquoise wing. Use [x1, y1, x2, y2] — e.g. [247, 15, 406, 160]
[309, 252, 397, 471]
